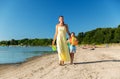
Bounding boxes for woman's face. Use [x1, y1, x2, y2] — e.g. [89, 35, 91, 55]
[59, 17, 64, 23]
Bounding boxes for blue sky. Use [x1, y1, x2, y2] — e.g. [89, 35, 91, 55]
[0, 0, 120, 40]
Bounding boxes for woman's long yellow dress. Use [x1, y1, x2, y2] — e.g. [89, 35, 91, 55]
[57, 26, 70, 61]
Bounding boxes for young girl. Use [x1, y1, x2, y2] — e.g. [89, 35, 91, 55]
[69, 32, 78, 64]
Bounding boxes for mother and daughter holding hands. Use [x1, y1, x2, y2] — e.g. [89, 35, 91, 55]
[52, 16, 78, 65]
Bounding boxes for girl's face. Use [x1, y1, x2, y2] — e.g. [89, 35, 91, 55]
[59, 17, 64, 23]
[71, 33, 74, 37]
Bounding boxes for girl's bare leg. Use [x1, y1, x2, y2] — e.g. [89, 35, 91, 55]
[70, 53, 74, 64]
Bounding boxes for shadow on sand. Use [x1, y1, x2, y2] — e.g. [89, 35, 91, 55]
[74, 60, 120, 65]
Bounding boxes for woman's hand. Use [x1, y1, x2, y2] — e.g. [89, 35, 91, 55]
[52, 41, 55, 45]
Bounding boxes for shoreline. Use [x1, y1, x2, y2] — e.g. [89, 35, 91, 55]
[0, 46, 120, 79]
[0, 45, 119, 66]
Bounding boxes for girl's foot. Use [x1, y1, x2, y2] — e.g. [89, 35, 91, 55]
[70, 62, 73, 65]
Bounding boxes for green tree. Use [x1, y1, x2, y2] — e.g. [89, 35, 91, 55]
[114, 27, 120, 43]
[77, 32, 84, 44]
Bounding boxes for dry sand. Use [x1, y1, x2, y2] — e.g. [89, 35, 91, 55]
[0, 46, 120, 79]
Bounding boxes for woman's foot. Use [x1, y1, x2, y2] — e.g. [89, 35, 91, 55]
[59, 64, 64, 66]
[59, 61, 64, 66]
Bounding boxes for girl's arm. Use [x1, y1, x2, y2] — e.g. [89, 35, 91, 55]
[52, 25, 58, 45]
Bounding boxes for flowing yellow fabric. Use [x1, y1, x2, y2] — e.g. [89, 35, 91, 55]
[57, 26, 70, 61]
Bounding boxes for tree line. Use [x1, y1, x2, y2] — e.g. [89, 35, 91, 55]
[0, 38, 52, 46]
[77, 25, 120, 44]
[0, 25, 120, 46]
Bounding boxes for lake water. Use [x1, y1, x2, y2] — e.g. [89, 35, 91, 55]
[0, 46, 53, 64]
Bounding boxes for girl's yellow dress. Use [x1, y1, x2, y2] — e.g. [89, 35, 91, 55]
[57, 26, 70, 61]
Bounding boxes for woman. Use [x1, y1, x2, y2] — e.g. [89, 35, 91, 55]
[52, 16, 71, 65]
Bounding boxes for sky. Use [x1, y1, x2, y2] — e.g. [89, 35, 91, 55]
[0, 0, 120, 41]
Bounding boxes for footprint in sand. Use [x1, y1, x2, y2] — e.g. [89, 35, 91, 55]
[39, 67, 44, 70]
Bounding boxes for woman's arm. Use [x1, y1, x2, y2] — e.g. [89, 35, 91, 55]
[65, 24, 71, 37]
[52, 25, 58, 45]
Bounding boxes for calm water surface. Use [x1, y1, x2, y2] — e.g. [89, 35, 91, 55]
[0, 46, 53, 64]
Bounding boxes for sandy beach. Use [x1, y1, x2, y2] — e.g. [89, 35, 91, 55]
[0, 45, 120, 79]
